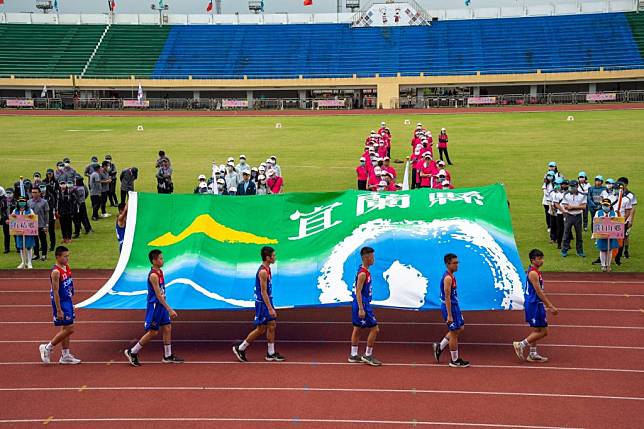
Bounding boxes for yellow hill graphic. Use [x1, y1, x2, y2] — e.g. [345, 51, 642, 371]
[147, 214, 278, 247]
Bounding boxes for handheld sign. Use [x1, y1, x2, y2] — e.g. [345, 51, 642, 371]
[9, 214, 38, 236]
[591, 216, 625, 240]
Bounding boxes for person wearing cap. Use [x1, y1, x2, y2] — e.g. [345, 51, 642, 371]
[28, 186, 50, 261]
[542, 171, 556, 233]
[588, 175, 606, 222]
[383, 172, 397, 192]
[356, 157, 369, 190]
[99, 161, 112, 216]
[433, 170, 449, 190]
[105, 155, 118, 207]
[600, 179, 618, 206]
[376, 180, 388, 192]
[576, 172, 591, 231]
[224, 162, 241, 193]
[594, 198, 619, 272]
[0, 187, 11, 254]
[437, 128, 452, 165]
[237, 170, 257, 196]
[250, 167, 259, 183]
[13, 197, 36, 269]
[54, 161, 65, 183]
[256, 175, 270, 195]
[194, 175, 208, 194]
[560, 179, 586, 257]
[32, 172, 43, 188]
[367, 166, 382, 191]
[227, 186, 238, 196]
[545, 162, 561, 180]
[266, 170, 284, 194]
[613, 177, 635, 265]
[436, 160, 450, 181]
[156, 158, 174, 195]
[62, 158, 77, 183]
[88, 164, 102, 221]
[419, 153, 437, 188]
[269, 156, 282, 178]
[119, 167, 138, 204]
[84, 156, 99, 178]
[57, 180, 78, 244]
[72, 177, 92, 237]
[214, 178, 227, 196]
[378, 121, 387, 135]
[382, 157, 396, 179]
[236, 155, 249, 174]
[550, 179, 566, 248]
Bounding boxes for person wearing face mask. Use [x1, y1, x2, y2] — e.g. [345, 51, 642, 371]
[28, 186, 50, 261]
[418, 153, 437, 189]
[588, 175, 606, 223]
[194, 175, 208, 194]
[544, 161, 561, 180]
[99, 161, 112, 217]
[54, 161, 66, 182]
[382, 157, 396, 179]
[84, 156, 99, 179]
[542, 172, 555, 232]
[594, 198, 619, 272]
[57, 181, 78, 244]
[156, 158, 173, 195]
[256, 175, 270, 195]
[250, 167, 259, 183]
[617, 177, 636, 261]
[224, 162, 241, 193]
[612, 179, 634, 266]
[600, 179, 618, 206]
[62, 158, 77, 179]
[72, 177, 92, 237]
[551, 178, 566, 249]
[32, 172, 43, 188]
[356, 157, 369, 190]
[266, 170, 284, 194]
[560, 179, 586, 258]
[227, 186, 238, 196]
[0, 187, 11, 254]
[13, 197, 36, 269]
[438, 128, 452, 165]
[236, 155, 249, 173]
[215, 178, 227, 195]
[577, 172, 591, 231]
[119, 167, 138, 204]
[105, 155, 118, 207]
[42, 169, 59, 251]
[237, 171, 257, 196]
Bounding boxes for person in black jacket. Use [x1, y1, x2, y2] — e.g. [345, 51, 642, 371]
[237, 171, 257, 196]
[73, 177, 92, 237]
[105, 154, 118, 207]
[0, 187, 11, 253]
[57, 181, 78, 243]
[43, 169, 59, 251]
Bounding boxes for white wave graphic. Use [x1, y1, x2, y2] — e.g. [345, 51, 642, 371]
[108, 277, 254, 308]
[316, 218, 523, 309]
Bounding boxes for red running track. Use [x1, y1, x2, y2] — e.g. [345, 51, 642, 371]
[0, 272, 642, 428]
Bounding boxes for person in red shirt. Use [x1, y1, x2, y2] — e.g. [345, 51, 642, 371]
[382, 157, 396, 179]
[436, 162, 451, 182]
[266, 170, 283, 194]
[441, 180, 455, 190]
[377, 142, 388, 159]
[356, 157, 369, 190]
[418, 153, 436, 188]
[378, 122, 387, 135]
[438, 128, 452, 165]
[368, 166, 382, 191]
[384, 172, 398, 192]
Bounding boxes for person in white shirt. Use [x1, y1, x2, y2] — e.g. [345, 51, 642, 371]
[560, 180, 586, 257]
[614, 177, 635, 265]
[542, 172, 555, 234]
[551, 179, 566, 248]
[577, 171, 591, 231]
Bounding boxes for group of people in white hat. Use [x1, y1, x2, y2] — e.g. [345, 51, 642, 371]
[408, 123, 453, 190]
[356, 122, 400, 192]
[194, 155, 284, 196]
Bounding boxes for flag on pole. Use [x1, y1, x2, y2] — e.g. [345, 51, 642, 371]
[211, 162, 217, 190]
[40, 85, 47, 98]
[0, 1, 5, 7]
[158, 0, 164, 9]
[108, 0, 115, 12]
[19, 177, 25, 198]
[137, 83, 143, 103]
[304, 0, 313, 5]
[402, 160, 410, 191]
[206, 1, 213, 12]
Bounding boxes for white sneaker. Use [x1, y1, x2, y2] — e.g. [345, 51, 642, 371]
[27, 262, 33, 269]
[17, 263, 25, 269]
[101, 213, 111, 218]
[59, 354, 81, 365]
[527, 353, 549, 363]
[39, 344, 51, 364]
[512, 341, 526, 361]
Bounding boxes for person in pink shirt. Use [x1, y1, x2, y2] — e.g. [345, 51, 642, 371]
[377, 142, 388, 159]
[378, 122, 387, 135]
[411, 134, 422, 151]
[384, 172, 398, 192]
[356, 157, 369, 190]
[440, 179, 454, 190]
[266, 170, 283, 194]
[418, 153, 436, 188]
[436, 161, 451, 181]
[382, 157, 396, 179]
[438, 128, 452, 165]
[368, 166, 382, 191]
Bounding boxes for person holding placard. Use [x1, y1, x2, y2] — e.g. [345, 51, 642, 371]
[594, 198, 620, 272]
[12, 197, 36, 269]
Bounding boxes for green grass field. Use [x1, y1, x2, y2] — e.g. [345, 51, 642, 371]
[0, 110, 642, 272]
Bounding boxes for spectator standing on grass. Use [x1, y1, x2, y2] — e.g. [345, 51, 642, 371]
[438, 128, 452, 165]
[62, 158, 77, 183]
[0, 187, 11, 254]
[356, 157, 368, 190]
[542, 172, 555, 232]
[13, 197, 35, 269]
[266, 170, 283, 194]
[545, 162, 561, 180]
[587, 175, 606, 222]
[236, 155, 249, 173]
[43, 169, 59, 251]
[73, 177, 92, 236]
[256, 176, 270, 195]
[613, 178, 634, 266]
[224, 162, 241, 192]
[238, 171, 257, 196]
[619, 177, 636, 260]
[194, 175, 208, 194]
[269, 156, 282, 178]
[57, 181, 77, 244]
[28, 186, 49, 262]
[89, 165, 102, 221]
[551, 179, 566, 249]
[156, 159, 174, 194]
[594, 198, 619, 272]
[84, 156, 99, 179]
[577, 172, 591, 231]
[560, 180, 586, 258]
[119, 167, 138, 203]
[99, 161, 111, 217]
[156, 150, 171, 168]
[105, 155, 118, 207]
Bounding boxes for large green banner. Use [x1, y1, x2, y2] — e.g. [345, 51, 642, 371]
[78, 184, 526, 310]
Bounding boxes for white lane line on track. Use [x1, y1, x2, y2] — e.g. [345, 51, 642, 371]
[0, 417, 588, 428]
[1, 320, 642, 330]
[0, 386, 641, 402]
[1, 339, 643, 350]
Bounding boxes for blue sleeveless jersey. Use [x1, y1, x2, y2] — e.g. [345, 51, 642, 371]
[439, 271, 458, 305]
[147, 268, 165, 304]
[115, 220, 126, 247]
[524, 266, 544, 305]
[352, 267, 372, 304]
[254, 265, 272, 303]
[50, 265, 74, 306]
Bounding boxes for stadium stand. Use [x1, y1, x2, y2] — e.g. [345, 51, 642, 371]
[0, 24, 105, 77]
[626, 11, 644, 57]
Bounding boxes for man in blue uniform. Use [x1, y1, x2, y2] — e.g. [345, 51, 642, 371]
[124, 249, 183, 366]
[116, 202, 127, 253]
[349, 246, 381, 366]
[513, 249, 558, 363]
[233, 246, 285, 362]
[433, 253, 470, 367]
[39, 246, 81, 364]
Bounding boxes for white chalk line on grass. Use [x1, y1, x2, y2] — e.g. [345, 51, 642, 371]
[0, 385, 641, 402]
[0, 417, 588, 429]
[1, 320, 642, 330]
[1, 339, 643, 351]
[65, 129, 112, 132]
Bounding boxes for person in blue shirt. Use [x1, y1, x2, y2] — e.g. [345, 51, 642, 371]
[233, 246, 285, 362]
[116, 202, 127, 253]
[39, 246, 81, 364]
[513, 249, 558, 363]
[594, 198, 620, 272]
[125, 249, 183, 366]
[433, 253, 469, 367]
[349, 246, 381, 366]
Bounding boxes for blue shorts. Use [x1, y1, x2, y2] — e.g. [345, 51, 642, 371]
[352, 301, 378, 328]
[253, 300, 276, 326]
[441, 303, 464, 331]
[525, 302, 548, 328]
[144, 302, 171, 331]
[52, 301, 75, 326]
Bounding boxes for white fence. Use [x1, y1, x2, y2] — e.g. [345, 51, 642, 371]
[0, 1, 637, 25]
